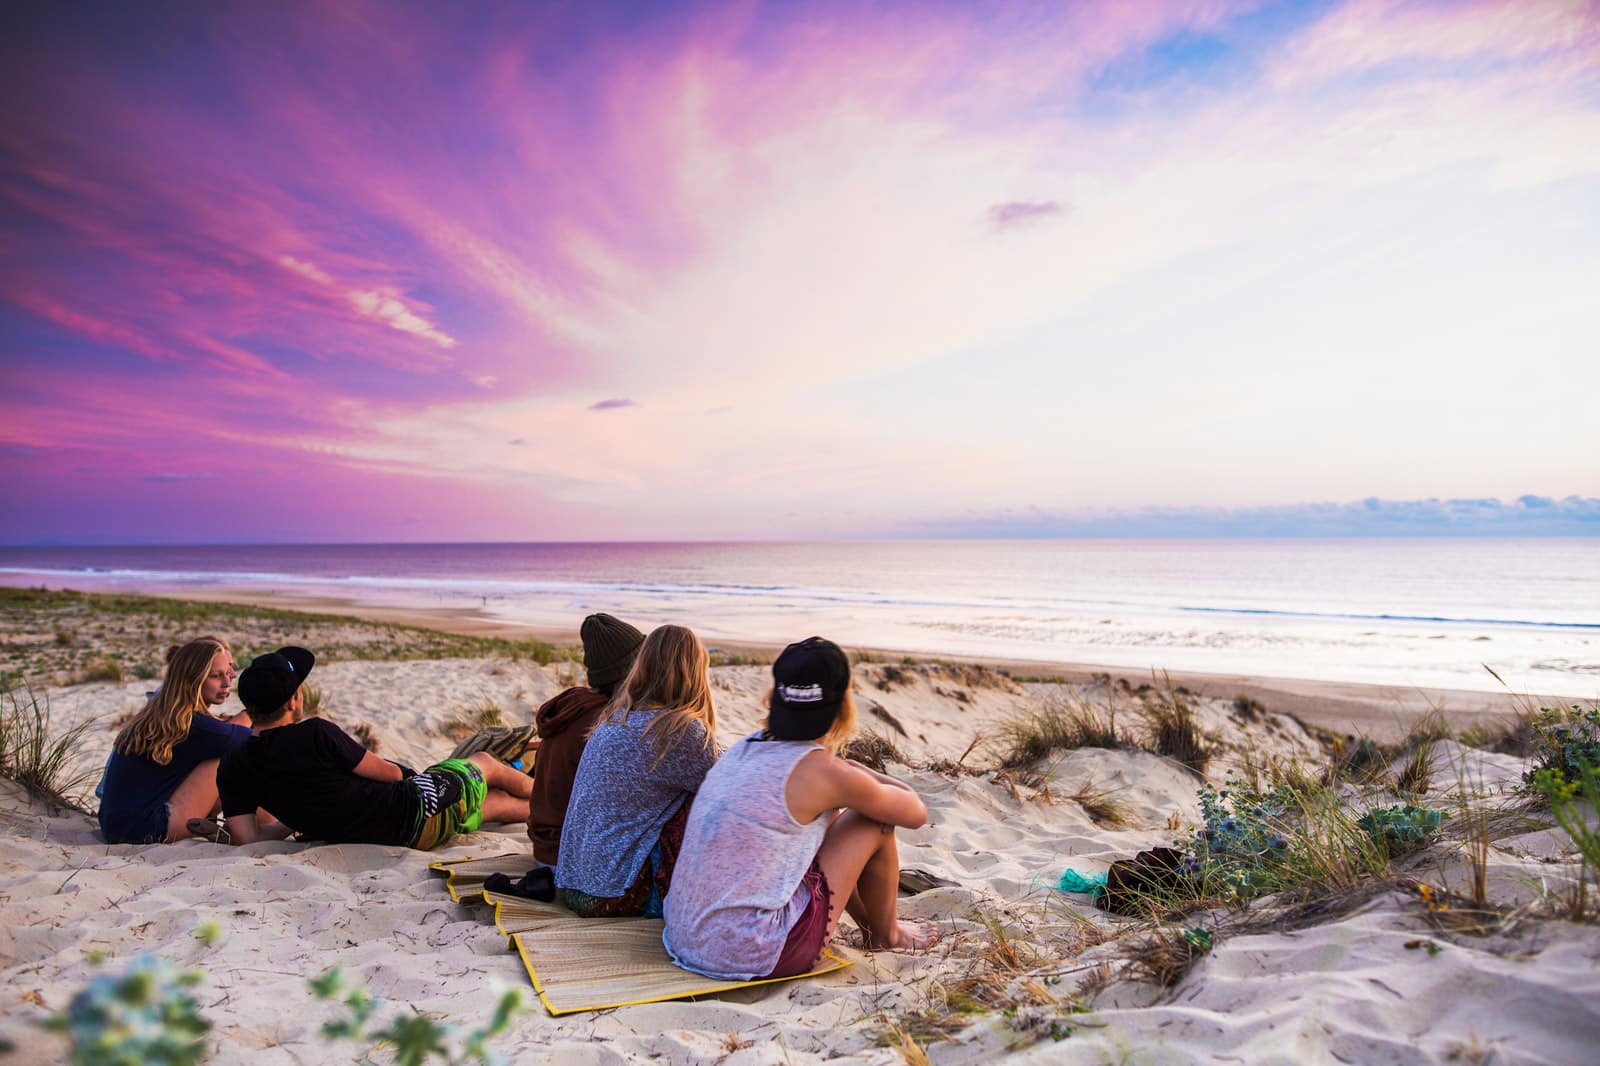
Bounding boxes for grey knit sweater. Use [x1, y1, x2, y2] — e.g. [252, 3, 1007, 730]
[554, 708, 718, 898]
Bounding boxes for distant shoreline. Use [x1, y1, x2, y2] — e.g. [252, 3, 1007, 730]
[19, 579, 1574, 744]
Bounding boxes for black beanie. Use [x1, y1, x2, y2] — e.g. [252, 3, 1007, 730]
[581, 613, 645, 690]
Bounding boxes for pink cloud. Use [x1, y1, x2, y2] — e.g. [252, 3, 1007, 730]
[1273, 0, 1599, 87]
[3, 0, 1596, 543]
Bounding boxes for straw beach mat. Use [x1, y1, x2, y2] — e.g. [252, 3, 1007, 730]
[485, 890, 850, 1014]
[431, 857, 852, 1014]
[512, 921, 850, 1016]
[427, 853, 538, 903]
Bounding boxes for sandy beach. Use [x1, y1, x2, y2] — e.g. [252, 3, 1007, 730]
[2, 588, 1598, 1064]
[65, 580, 1564, 743]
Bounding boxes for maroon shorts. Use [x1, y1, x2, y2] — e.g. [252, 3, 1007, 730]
[762, 861, 833, 979]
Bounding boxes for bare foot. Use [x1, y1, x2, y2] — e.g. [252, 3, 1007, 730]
[888, 918, 940, 952]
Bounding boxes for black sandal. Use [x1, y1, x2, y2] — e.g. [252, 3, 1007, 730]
[186, 817, 231, 844]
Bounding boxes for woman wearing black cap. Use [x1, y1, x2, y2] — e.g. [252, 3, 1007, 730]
[663, 637, 939, 981]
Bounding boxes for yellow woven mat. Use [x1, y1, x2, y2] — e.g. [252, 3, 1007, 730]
[426, 853, 537, 903]
[484, 891, 634, 937]
[435, 855, 852, 1014]
[513, 923, 850, 1015]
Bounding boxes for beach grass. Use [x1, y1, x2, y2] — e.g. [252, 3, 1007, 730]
[993, 692, 1122, 769]
[0, 587, 577, 687]
[0, 681, 99, 813]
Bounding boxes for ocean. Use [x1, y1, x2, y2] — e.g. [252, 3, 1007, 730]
[1, 539, 1596, 697]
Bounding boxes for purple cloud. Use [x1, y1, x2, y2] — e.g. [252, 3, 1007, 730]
[588, 398, 637, 411]
[988, 200, 1064, 230]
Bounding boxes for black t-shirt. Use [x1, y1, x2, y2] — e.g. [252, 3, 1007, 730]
[218, 718, 416, 846]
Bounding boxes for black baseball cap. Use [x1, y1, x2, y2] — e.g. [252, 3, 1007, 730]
[769, 637, 850, 741]
[237, 646, 315, 713]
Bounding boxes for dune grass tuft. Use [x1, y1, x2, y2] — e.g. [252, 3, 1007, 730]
[843, 731, 907, 772]
[1140, 681, 1211, 776]
[994, 692, 1122, 769]
[1, 681, 99, 814]
[1070, 780, 1131, 828]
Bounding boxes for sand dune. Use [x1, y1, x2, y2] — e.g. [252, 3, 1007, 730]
[3, 649, 1598, 1064]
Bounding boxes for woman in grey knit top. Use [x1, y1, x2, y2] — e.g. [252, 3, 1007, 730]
[556, 625, 720, 918]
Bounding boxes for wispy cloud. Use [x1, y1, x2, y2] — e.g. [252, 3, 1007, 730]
[988, 200, 1064, 230]
[912, 497, 1600, 538]
[1, 1, 1596, 543]
[143, 472, 216, 483]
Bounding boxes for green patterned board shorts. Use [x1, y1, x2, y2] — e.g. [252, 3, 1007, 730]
[407, 758, 488, 850]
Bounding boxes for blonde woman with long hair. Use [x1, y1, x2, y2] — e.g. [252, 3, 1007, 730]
[555, 624, 720, 917]
[664, 637, 939, 981]
[98, 636, 253, 844]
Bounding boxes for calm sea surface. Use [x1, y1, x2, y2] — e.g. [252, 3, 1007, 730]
[2, 539, 1596, 696]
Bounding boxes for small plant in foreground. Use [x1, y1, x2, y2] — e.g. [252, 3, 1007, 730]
[310, 968, 523, 1065]
[43, 954, 210, 1065]
[1530, 761, 1600, 920]
[1525, 706, 1600, 784]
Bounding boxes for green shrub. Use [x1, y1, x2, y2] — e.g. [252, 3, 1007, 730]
[43, 955, 210, 1065]
[310, 968, 522, 1063]
[1526, 705, 1600, 783]
[1176, 774, 1397, 907]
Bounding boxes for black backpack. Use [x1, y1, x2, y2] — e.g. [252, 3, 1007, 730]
[1097, 847, 1186, 916]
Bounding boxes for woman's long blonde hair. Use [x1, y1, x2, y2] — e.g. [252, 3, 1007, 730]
[112, 637, 231, 765]
[815, 690, 858, 756]
[604, 625, 716, 765]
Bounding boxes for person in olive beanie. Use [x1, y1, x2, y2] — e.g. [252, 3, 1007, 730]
[524, 613, 646, 865]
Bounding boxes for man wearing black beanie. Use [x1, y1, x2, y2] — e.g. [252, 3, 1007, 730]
[524, 614, 646, 865]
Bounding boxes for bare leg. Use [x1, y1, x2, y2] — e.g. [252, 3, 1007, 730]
[164, 758, 224, 842]
[468, 753, 533, 799]
[479, 790, 531, 824]
[814, 810, 939, 952]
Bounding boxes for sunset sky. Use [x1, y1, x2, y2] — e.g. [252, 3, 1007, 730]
[2, 0, 1597, 544]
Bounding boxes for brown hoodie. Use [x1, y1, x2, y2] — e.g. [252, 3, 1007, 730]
[526, 686, 610, 864]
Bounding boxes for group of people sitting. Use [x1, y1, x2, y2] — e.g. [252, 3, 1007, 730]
[97, 616, 937, 980]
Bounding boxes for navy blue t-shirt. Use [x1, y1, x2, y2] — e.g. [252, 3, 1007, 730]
[98, 713, 252, 844]
[217, 718, 417, 845]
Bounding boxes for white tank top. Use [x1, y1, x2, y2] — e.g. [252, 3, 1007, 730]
[663, 732, 828, 980]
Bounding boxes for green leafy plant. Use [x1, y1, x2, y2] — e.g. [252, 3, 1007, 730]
[1176, 773, 1395, 907]
[1530, 761, 1600, 920]
[43, 955, 211, 1066]
[309, 968, 522, 1065]
[1526, 705, 1600, 783]
[1357, 805, 1443, 853]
